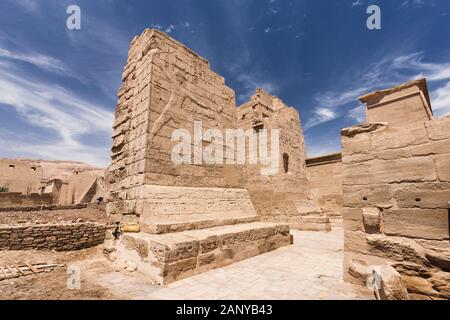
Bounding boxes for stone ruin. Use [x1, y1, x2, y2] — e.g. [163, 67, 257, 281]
[105, 29, 330, 284]
[0, 159, 105, 207]
[342, 79, 450, 299]
[0, 28, 448, 299]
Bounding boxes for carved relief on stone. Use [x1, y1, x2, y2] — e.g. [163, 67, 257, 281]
[150, 58, 208, 139]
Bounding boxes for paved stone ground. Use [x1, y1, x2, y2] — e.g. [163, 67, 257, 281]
[95, 227, 374, 300]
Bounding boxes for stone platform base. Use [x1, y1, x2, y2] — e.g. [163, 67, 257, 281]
[143, 215, 260, 234]
[289, 216, 332, 232]
[116, 222, 292, 285]
[269, 215, 332, 232]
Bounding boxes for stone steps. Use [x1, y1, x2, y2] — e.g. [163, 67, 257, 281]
[116, 222, 292, 285]
[141, 215, 260, 234]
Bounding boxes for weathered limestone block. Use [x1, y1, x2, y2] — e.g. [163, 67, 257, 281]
[117, 222, 291, 285]
[383, 209, 449, 241]
[392, 182, 450, 209]
[348, 259, 371, 284]
[341, 132, 372, 155]
[435, 154, 450, 182]
[425, 115, 450, 141]
[360, 79, 432, 128]
[362, 208, 381, 234]
[341, 122, 387, 138]
[409, 139, 450, 157]
[371, 265, 409, 300]
[343, 158, 437, 185]
[344, 230, 375, 255]
[429, 272, 450, 299]
[370, 121, 429, 151]
[366, 234, 429, 266]
[401, 275, 441, 298]
[343, 184, 392, 208]
[425, 250, 450, 271]
[342, 208, 364, 232]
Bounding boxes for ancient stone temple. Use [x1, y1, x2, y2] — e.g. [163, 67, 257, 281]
[105, 29, 328, 284]
[342, 79, 450, 299]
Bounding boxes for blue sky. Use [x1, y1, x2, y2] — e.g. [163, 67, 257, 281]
[0, 0, 450, 167]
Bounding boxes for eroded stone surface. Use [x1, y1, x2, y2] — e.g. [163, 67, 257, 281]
[117, 222, 291, 285]
[342, 79, 450, 299]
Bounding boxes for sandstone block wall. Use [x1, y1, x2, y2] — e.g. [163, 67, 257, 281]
[118, 222, 291, 285]
[106, 29, 316, 226]
[360, 78, 432, 128]
[107, 29, 243, 223]
[137, 185, 258, 232]
[306, 153, 343, 220]
[342, 117, 450, 299]
[56, 172, 99, 205]
[0, 222, 107, 251]
[237, 89, 313, 221]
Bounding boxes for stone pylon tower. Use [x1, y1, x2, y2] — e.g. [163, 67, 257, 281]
[104, 28, 330, 284]
[106, 29, 244, 227]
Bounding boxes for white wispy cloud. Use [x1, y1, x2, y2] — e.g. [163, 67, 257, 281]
[305, 87, 369, 130]
[13, 0, 39, 13]
[0, 48, 69, 75]
[402, 0, 425, 8]
[352, 0, 425, 8]
[0, 61, 113, 167]
[150, 22, 192, 34]
[392, 52, 450, 82]
[304, 107, 338, 130]
[347, 104, 366, 123]
[305, 52, 450, 130]
[430, 81, 450, 116]
[235, 73, 279, 104]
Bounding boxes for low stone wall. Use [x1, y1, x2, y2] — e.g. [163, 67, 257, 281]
[0, 192, 52, 207]
[0, 203, 87, 213]
[0, 222, 107, 251]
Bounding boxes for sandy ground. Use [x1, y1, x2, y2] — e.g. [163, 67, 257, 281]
[0, 228, 373, 300]
[0, 248, 121, 300]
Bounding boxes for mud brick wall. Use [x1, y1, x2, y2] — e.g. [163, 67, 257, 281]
[0, 193, 52, 208]
[342, 117, 450, 299]
[0, 222, 107, 251]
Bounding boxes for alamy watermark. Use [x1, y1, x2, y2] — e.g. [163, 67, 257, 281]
[171, 121, 280, 176]
[66, 5, 81, 30]
[367, 5, 381, 30]
[366, 266, 383, 299]
[66, 265, 81, 290]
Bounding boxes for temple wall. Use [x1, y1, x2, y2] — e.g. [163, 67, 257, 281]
[0, 159, 43, 194]
[237, 90, 313, 220]
[362, 80, 433, 128]
[343, 79, 450, 299]
[107, 29, 244, 223]
[106, 29, 319, 227]
[306, 153, 343, 219]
